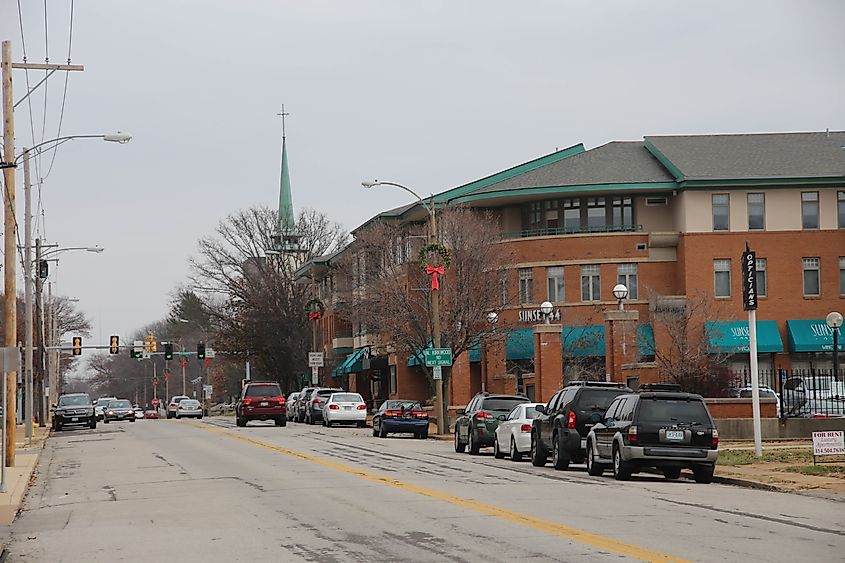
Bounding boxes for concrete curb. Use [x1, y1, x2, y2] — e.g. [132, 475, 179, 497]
[712, 475, 784, 492]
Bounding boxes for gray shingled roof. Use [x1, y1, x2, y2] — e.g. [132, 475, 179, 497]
[465, 142, 675, 196]
[645, 131, 845, 181]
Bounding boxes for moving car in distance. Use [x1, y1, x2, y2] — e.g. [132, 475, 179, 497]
[585, 391, 719, 483]
[494, 402, 544, 461]
[166, 395, 191, 419]
[103, 399, 136, 424]
[94, 396, 117, 421]
[454, 392, 530, 455]
[53, 393, 97, 431]
[372, 400, 429, 439]
[236, 382, 286, 427]
[175, 399, 203, 419]
[322, 392, 368, 428]
[144, 410, 160, 419]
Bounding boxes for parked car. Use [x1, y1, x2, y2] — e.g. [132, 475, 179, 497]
[166, 395, 191, 419]
[144, 410, 160, 419]
[323, 392, 367, 427]
[736, 386, 780, 413]
[94, 396, 117, 421]
[236, 382, 286, 427]
[133, 406, 145, 420]
[176, 399, 203, 419]
[103, 399, 136, 423]
[585, 391, 719, 483]
[305, 387, 344, 425]
[52, 393, 97, 431]
[286, 392, 300, 421]
[372, 400, 429, 439]
[296, 387, 318, 422]
[531, 381, 631, 470]
[454, 392, 529, 455]
[493, 402, 543, 461]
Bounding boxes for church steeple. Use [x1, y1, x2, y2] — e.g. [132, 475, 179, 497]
[274, 104, 301, 253]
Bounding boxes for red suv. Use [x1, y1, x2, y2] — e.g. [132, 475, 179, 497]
[236, 382, 286, 427]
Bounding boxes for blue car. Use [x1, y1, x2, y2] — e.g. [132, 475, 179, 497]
[372, 400, 429, 439]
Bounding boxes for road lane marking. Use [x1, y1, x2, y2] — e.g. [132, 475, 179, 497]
[188, 421, 688, 562]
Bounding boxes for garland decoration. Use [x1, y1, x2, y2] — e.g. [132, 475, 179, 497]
[306, 298, 325, 321]
[419, 243, 451, 291]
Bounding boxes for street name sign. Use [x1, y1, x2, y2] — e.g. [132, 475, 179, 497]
[308, 352, 324, 368]
[423, 348, 453, 367]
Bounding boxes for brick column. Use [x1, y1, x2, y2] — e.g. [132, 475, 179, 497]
[604, 310, 639, 384]
[450, 349, 472, 407]
[485, 337, 506, 394]
[534, 324, 563, 402]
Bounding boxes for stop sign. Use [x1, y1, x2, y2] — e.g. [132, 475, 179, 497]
[152, 399, 159, 406]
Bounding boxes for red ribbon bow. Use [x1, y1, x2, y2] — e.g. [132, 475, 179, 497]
[425, 265, 446, 291]
[308, 312, 322, 321]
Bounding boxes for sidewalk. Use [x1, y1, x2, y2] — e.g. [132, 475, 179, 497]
[0, 425, 49, 525]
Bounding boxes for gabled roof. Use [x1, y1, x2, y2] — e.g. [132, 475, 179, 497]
[644, 131, 845, 182]
[351, 201, 421, 235]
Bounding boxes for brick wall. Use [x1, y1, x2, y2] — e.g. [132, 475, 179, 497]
[705, 398, 778, 419]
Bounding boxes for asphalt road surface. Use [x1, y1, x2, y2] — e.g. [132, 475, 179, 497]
[6, 418, 844, 562]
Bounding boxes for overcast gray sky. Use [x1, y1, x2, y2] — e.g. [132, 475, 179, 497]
[2, 1, 843, 364]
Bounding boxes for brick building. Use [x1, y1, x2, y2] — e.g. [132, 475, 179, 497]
[299, 131, 845, 409]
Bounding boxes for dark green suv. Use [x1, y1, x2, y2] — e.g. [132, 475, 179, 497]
[454, 392, 528, 455]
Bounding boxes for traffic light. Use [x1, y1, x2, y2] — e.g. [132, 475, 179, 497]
[130, 343, 142, 359]
[72, 337, 82, 356]
[197, 341, 206, 360]
[164, 342, 173, 360]
[109, 335, 120, 354]
[38, 259, 49, 279]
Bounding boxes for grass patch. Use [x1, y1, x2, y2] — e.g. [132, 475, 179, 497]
[780, 464, 845, 479]
[718, 448, 814, 466]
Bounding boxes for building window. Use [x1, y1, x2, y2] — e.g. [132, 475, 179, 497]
[617, 263, 638, 300]
[544, 200, 559, 229]
[747, 193, 765, 230]
[756, 258, 767, 297]
[563, 198, 581, 231]
[838, 191, 844, 229]
[519, 268, 533, 304]
[803, 257, 820, 297]
[586, 197, 606, 229]
[802, 192, 819, 229]
[389, 365, 397, 395]
[840, 257, 845, 296]
[499, 271, 508, 307]
[611, 196, 633, 228]
[547, 266, 565, 303]
[712, 194, 730, 231]
[714, 259, 731, 297]
[580, 265, 600, 302]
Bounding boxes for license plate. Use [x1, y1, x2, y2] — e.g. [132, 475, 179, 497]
[71, 417, 78, 422]
[344, 406, 352, 410]
[666, 430, 684, 441]
[260, 401, 269, 406]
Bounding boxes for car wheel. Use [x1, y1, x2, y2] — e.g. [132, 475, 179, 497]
[198, 415, 203, 420]
[693, 465, 714, 484]
[372, 421, 379, 437]
[663, 467, 682, 480]
[494, 436, 505, 459]
[468, 430, 480, 455]
[454, 429, 466, 453]
[612, 444, 633, 481]
[89, 419, 97, 430]
[379, 422, 387, 438]
[531, 432, 547, 467]
[325, 418, 332, 427]
[104, 419, 109, 424]
[55, 422, 63, 431]
[236, 417, 246, 427]
[275, 418, 285, 427]
[419, 428, 428, 440]
[357, 421, 367, 428]
[175, 415, 180, 420]
[130, 417, 135, 422]
[552, 432, 570, 470]
[586, 440, 604, 476]
[510, 437, 523, 462]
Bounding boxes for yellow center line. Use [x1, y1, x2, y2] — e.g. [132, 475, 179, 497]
[188, 421, 689, 562]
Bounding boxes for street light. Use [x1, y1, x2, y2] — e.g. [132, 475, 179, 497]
[540, 301, 554, 324]
[827, 311, 843, 382]
[612, 284, 629, 310]
[480, 311, 499, 393]
[361, 179, 447, 433]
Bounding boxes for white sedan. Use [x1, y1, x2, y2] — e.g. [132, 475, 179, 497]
[323, 393, 367, 428]
[175, 399, 203, 419]
[494, 402, 544, 461]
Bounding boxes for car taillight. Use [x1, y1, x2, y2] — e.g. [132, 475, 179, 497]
[329, 404, 339, 410]
[567, 410, 577, 429]
[711, 428, 719, 448]
[627, 425, 638, 444]
[520, 424, 532, 433]
[314, 398, 322, 404]
[385, 410, 401, 417]
[413, 411, 427, 418]
[243, 398, 252, 405]
[356, 404, 366, 410]
[476, 411, 492, 420]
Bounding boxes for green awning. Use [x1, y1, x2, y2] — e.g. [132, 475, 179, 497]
[705, 320, 784, 354]
[337, 347, 368, 375]
[562, 325, 605, 357]
[787, 320, 844, 352]
[637, 324, 655, 357]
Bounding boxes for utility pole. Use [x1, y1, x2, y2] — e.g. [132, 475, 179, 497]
[429, 199, 446, 435]
[23, 149, 33, 441]
[181, 344, 187, 395]
[3, 40, 18, 467]
[34, 239, 45, 426]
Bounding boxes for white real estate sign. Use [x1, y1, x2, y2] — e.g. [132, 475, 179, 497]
[812, 431, 845, 456]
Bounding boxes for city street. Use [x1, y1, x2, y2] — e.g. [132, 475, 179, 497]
[5, 419, 844, 562]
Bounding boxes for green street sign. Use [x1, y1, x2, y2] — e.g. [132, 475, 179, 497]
[423, 348, 453, 367]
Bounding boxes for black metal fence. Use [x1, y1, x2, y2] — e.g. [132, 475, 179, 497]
[730, 368, 845, 419]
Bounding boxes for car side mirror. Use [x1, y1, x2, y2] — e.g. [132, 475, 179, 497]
[496, 414, 506, 421]
[534, 404, 545, 414]
[456, 408, 466, 415]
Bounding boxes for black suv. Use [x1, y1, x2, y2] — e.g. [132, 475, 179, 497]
[454, 392, 529, 455]
[585, 392, 719, 483]
[53, 393, 97, 431]
[531, 381, 630, 470]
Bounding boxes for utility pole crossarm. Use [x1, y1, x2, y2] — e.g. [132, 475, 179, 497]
[11, 63, 84, 71]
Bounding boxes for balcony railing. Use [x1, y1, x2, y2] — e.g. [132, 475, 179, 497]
[501, 224, 643, 240]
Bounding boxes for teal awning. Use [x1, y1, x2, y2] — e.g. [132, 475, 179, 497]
[337, 347, 368, 375]
[562, 325, 605, 357]
[705, 320, 784, 354]
[787, 320, 844, 352]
